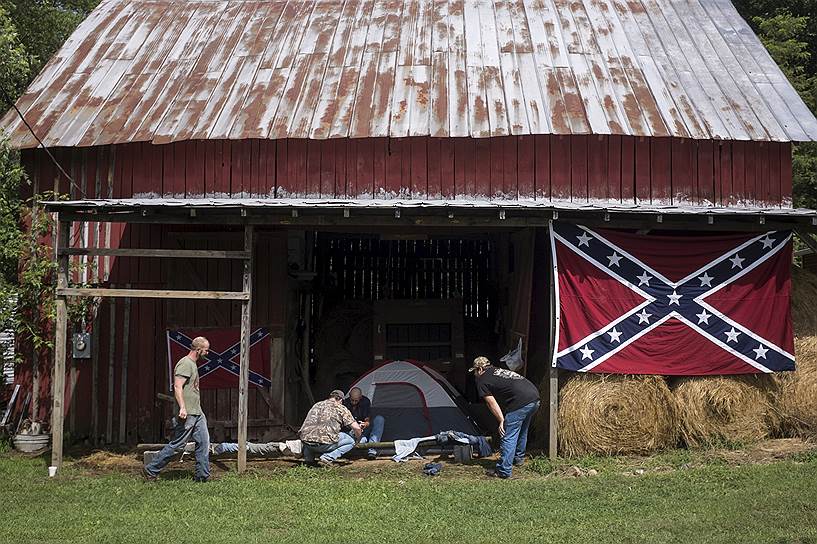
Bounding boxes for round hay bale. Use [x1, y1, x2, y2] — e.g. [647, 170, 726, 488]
[792, 267, 817, 336]
[775, 336, 817, 436]
[673, 376, 776, 447]
[557, 374, 678, 457]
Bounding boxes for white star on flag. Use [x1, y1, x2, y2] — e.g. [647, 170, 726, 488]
[698, 272, 713, 288]
[729, 254, 745, 269]
[636, 272, 652, 287]
[668, 291, 682, 305]
[576, 232, 592, 247]
[696, 309, 711, 325]
[637, 309, 652, 324]
[753, 345, 768, 360]
[608, 328, 623, 343]
[580, 345, 595, 360]
[608, 252, 623, 267]
[724, 328, 741, 343]
[760, 236, 774, 250]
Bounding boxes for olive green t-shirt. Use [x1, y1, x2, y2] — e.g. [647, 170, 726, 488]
[174, 356, 202, 416]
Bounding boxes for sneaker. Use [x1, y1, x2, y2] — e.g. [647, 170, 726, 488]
[485, 470, 510, 479]
[366, 449, 377, 460]
[141, 467, 158, 482]
[317, 457, 334, 468]
[513, 458, 525, 467]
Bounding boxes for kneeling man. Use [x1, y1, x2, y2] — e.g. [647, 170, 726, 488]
[300, 390, 362, 467]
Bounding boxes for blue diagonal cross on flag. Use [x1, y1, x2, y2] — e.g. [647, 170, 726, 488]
[167, 328, 272, 389]
[550, 223, 795, 375]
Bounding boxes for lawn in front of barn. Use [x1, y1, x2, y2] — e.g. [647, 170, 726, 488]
[1, 440, 816, 544]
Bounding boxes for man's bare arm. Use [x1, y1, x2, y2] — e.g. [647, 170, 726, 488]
[484, 395, 505, 437]
[174, 376, 188, 418]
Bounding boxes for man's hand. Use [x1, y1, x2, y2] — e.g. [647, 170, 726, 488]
[359, 421, 369, 430]
[178, 407, 188, 419]
[351, 421, 363, 442]
[498, 419, 505, 437]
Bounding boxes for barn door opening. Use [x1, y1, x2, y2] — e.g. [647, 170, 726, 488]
[308, 232, 497, 399]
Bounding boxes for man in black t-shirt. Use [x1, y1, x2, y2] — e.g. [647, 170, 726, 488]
[343, 387, 385, 459]
[471, 356, 540, 479]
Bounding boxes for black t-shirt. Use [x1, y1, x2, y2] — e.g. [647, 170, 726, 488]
[342, 395, 371, 422]
[476, 367, 539, 413]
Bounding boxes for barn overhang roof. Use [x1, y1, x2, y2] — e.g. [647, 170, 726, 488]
[44, 198, 817, 231]
[4, 0, 817, 149]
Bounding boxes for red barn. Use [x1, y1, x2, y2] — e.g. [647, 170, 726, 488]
[3, 0, 817, 470]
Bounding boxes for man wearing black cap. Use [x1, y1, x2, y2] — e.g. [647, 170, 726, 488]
[470, 356, 540, 479]
[299, 390, 363, 467]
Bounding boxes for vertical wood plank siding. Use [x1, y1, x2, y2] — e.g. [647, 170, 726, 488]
[27, 136, 793, 206]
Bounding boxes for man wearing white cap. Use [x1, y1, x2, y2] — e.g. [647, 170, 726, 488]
[470, 356, 540, 479]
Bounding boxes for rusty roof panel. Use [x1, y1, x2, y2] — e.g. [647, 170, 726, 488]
[3, 0, 816, 148]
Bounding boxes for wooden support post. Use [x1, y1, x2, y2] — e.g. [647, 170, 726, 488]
[68, 357, 78, 435]
[548, 224, 558, 461]
[106, 287, 116, 444]
[51, 219, 69, 474]
[119, 286, 131, 444]
[91, 309, 100, 445]
[237, 225, 253, 473]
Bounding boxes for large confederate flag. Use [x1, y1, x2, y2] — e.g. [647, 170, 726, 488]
[166, 328, 272, 389]
[550, 223, 795, 375]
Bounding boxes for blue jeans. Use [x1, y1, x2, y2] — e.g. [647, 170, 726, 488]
[496, 401, 540, 478]
[357, 415, 385, 456]
[145, 413, 210, 480]
[302, 432, 356, 463]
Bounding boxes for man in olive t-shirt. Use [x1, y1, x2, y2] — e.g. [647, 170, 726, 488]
[144, 336, 211, 482]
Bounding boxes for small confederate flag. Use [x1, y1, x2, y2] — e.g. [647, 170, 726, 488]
[550, 223, 795, 375]
[166, 328, 271, 389]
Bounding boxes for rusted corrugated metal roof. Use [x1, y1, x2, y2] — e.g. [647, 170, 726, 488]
[3, 0, 817, 148]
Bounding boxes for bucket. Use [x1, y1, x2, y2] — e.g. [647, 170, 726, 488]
[13, 433, 51, 453]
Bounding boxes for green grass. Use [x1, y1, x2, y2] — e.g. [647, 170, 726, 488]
[1, 453, 816, 544]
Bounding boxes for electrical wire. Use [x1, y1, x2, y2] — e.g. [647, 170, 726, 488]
[0, 87, 87, 199]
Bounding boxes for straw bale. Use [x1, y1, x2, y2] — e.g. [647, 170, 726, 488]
[77, 451, 142, 470]
[557, 374, 678, 457]
[774, 336, 817, 436]
[673, 376, 777, 447]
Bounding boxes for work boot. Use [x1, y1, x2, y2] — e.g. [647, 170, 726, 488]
[317, 456, 334, 468]
[141, 467, 158, 482]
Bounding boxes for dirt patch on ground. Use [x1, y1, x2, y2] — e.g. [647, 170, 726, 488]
[64, 438, 817, 480]
[714, 438, 817, 465]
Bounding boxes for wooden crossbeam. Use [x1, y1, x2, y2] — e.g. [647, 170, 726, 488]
[56, 288, 249, 300]
[58, 248, 250, 259]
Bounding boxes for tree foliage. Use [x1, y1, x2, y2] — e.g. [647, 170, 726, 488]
[734, 1, 817, 208]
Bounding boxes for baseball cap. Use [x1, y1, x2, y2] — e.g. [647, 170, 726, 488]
[468, 356, 491, 373]
[329, 389, 345, 400]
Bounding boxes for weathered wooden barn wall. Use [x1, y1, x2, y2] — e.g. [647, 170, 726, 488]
[24, 136, 793, 207]
[15, 220, 289, 444]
